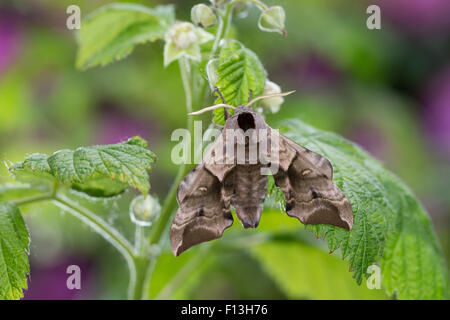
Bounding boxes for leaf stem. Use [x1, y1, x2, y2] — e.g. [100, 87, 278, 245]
[11, 193, 53, 206]
[54, 193, 135, 259]
[135, 225, 147, 257]
[144, 7, 237, 298]
[130, 256, 151, 300]
[212, 3, 233, 55]
[52, 193, 140, 299]
[11, 187, 148, 299]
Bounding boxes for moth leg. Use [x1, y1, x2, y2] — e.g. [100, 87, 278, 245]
[224, 107, 231, 120]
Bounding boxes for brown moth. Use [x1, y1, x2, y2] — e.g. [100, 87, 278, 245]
[170, 92, 353, 256]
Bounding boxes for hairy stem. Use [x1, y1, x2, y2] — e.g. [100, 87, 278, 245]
[11, 193, 54, 206]
[53, 193, 135, 260]
[135, 225, 147, 257]
[52, 193, 140, 299]
[131, 256, 151, 300]
[12, 188, 144, 299]
[212, 3, 233, 55]
[144, 10, 235, 298]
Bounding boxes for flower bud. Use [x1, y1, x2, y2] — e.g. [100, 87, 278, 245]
[261, 80, 284, 113]
[258, 6, 286, 35]
[191, 4, 217, 28]
[168, 22, 198, 50]
[129, 194, 161, 227]
[164, 22, 214, 66]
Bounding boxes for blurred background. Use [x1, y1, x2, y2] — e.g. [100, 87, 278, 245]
[0, 0, 449, 299]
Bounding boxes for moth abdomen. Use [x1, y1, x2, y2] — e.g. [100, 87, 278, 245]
[231, 164, 268, 228]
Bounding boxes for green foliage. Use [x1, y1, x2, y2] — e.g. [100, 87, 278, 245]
[10, 137, 156, 196]
[212, 40, 267, 124]
[76, 3, 174, 70]
[267, 119, 448, 299]
[71, 174, 129, 198]
[2, 0, 447, 301]
[149, 248, 214, 299]
[251, 241, 386, 299]
[0, 203, 30, 300]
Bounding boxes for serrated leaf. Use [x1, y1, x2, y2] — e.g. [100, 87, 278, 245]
[0, 202, 30, 300]
[212, 40, 267, 124]
[268, 119, 448, 299]
[10, 137, 156, 196]
[76, 3, 174, 70]
[250, 241, 386, 299]
[71, 173, 129, 198]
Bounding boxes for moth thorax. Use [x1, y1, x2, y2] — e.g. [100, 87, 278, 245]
[237, 112, 255, 132]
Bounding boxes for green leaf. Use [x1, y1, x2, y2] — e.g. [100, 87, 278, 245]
[0, 202, 30, 300]
[76, 3, 174, 70]
[10, 136, 156, 196]
[269, 119, 448, 299]
[212, 40, 267, 124]
[71, 173, 128, 198]
[250, 241, 386, 299]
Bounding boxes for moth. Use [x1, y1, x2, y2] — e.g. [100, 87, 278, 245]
[170, 91, 353, 256]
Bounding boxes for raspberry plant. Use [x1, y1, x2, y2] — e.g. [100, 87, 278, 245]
[0, 1, 447, 300]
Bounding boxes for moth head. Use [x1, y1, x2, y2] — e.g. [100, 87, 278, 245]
[231, 107, 265, 132]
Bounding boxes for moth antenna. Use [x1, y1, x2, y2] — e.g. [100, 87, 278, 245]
[248, 90, 254, 110]
[189, 104, 236, 116]
[245, 90, 296, 108]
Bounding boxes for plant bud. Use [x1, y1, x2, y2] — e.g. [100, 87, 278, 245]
[129, 194, 161, 227]
[164, 22, 214, 66]
[261, 80, 284, 113]
[191, 4, 217, 28]
[258, 6, 286, 35]
[168, 22, 198, 50]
